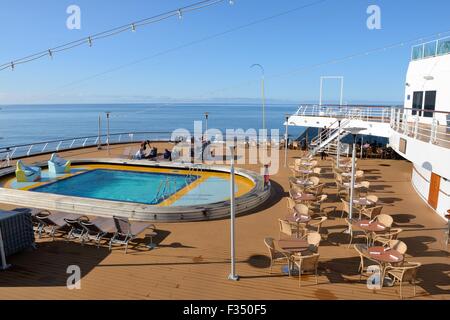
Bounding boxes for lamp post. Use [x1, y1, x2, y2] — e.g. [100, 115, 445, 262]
[251, 64, 266, 132]
[204, 112, 209, 141]
[344, 128, 366, 227]
[228, 144, 239, 281]
[105, 112, 111, 155]
[97, 114, 102, 150]
[284, 114, 289, 168]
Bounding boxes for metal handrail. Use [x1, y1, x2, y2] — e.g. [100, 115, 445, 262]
[0, 131, 176, 162]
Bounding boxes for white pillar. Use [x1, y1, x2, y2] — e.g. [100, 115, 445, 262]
[348, 135, 357, 222]
[284, 115, 289, 167]
[228, 146, 239, 281]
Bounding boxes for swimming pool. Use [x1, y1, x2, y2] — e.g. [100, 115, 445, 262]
[31, 169, 199, 205]
[0, 160, 270, 222]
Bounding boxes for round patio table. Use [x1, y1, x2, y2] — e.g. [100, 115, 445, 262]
[286, 214, 311, 238]
[278, 239, 310, 276]
[291, 178, 314, 188]
[353, 198, 374, 207]
[368, 246, 404, 288]
[354, 220, 386, 245]
[293, 193, 317, 203]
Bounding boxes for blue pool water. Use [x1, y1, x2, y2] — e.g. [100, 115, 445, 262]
[31, 169, 198, 205]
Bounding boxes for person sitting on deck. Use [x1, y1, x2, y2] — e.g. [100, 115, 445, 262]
[163, 149, 172, 161]
[134, 147, 146, 160]
[146, 147, 158, 159]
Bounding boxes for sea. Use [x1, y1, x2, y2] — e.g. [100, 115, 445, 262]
[0, 103, 306, 148]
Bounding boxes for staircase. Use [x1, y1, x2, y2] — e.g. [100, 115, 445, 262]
[309, 119, 351, 155]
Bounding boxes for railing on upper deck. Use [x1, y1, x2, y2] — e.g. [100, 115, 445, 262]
[411, 36, 450, 61]
[290, 104, 450, 149]
[390, 108, 450, 148]
[294, 104, 398, 124]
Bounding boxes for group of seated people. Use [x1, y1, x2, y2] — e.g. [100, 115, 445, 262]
[134, 140, 172, 161]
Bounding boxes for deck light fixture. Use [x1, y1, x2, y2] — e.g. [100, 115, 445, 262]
[344, 127, 366, 229]
[178, 9, 183, 19]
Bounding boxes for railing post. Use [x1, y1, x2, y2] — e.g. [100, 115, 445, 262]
[430, 116, 437, 144]
[414, 116, 419, 139]
[56, 141, 62, 151]
[83, 138, 88, 147]
[26, 145, 33, 156]
[41, 143, 48, 153]
[69, 139, 76, 149]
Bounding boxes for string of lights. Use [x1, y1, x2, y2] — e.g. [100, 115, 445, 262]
[0, 0, 234, 72]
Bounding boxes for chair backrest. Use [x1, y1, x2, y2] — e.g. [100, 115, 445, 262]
[113, 216, 132, 235]
[335, 174, 343, 184]
[287, 197, 296, 212]
[354, 243, 369, 258]
[310, 160, 318, 167]
[314, 184, 325, 196]
[389, 240, 407, 254]
[294, 159, 302, 166]
[278, 219, 293, 237]
[341, 199, 350, 214]
[360, 181, 370, 189]
[309, 176, 320, 186]
[390, 228, 403, 240]
[64, 218, 84, 231]
[400, 262, 421, 282]
[297, 253, 320, 272]
[366, 195, 379, 204]
[35, 212, 55, 227]
[313, 167, 322, 174]
[368, 206, 383, 219]
[263, 237, 275, 258]
[355, 170, 364, 178]
[289, 189, 298, 199]
[317, 194, 328, 203]
[377, 214, 393, 228]
[307, 232, 321, 247]
[80, 221, 102, 235]
[294, 203, 309, 216]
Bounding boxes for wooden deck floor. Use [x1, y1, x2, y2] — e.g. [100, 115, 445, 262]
[0, 145, 449, 300]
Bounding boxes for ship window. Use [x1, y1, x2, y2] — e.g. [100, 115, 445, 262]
[412, 91, 423, 116]
[423, 91, 436, 118]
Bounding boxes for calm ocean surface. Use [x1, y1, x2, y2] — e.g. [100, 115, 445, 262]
[0, 103, 306, 148]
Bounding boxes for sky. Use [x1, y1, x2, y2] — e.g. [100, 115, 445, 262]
[0, 0, 449, 105]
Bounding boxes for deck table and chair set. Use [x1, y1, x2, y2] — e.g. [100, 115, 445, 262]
[265, 152, 422, 298]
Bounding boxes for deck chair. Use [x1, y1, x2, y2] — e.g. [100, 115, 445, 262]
[15, 160, 41, 182]
[109, 216, 155, 253]
[80, 221, 109, 248]
[64, 216, 89, 243]
[292, 253, 320, 287]
[48, 153, 71, 174]
[35, 212, 66, 240]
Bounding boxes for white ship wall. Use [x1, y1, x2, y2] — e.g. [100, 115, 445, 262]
[404, 54, 450, 124]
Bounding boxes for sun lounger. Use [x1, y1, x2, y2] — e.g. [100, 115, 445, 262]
[48, 153, 71, 174]
[15, 160, 41, 182]
[109, 216, 156, 254]
[80, 219, 110, 248]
